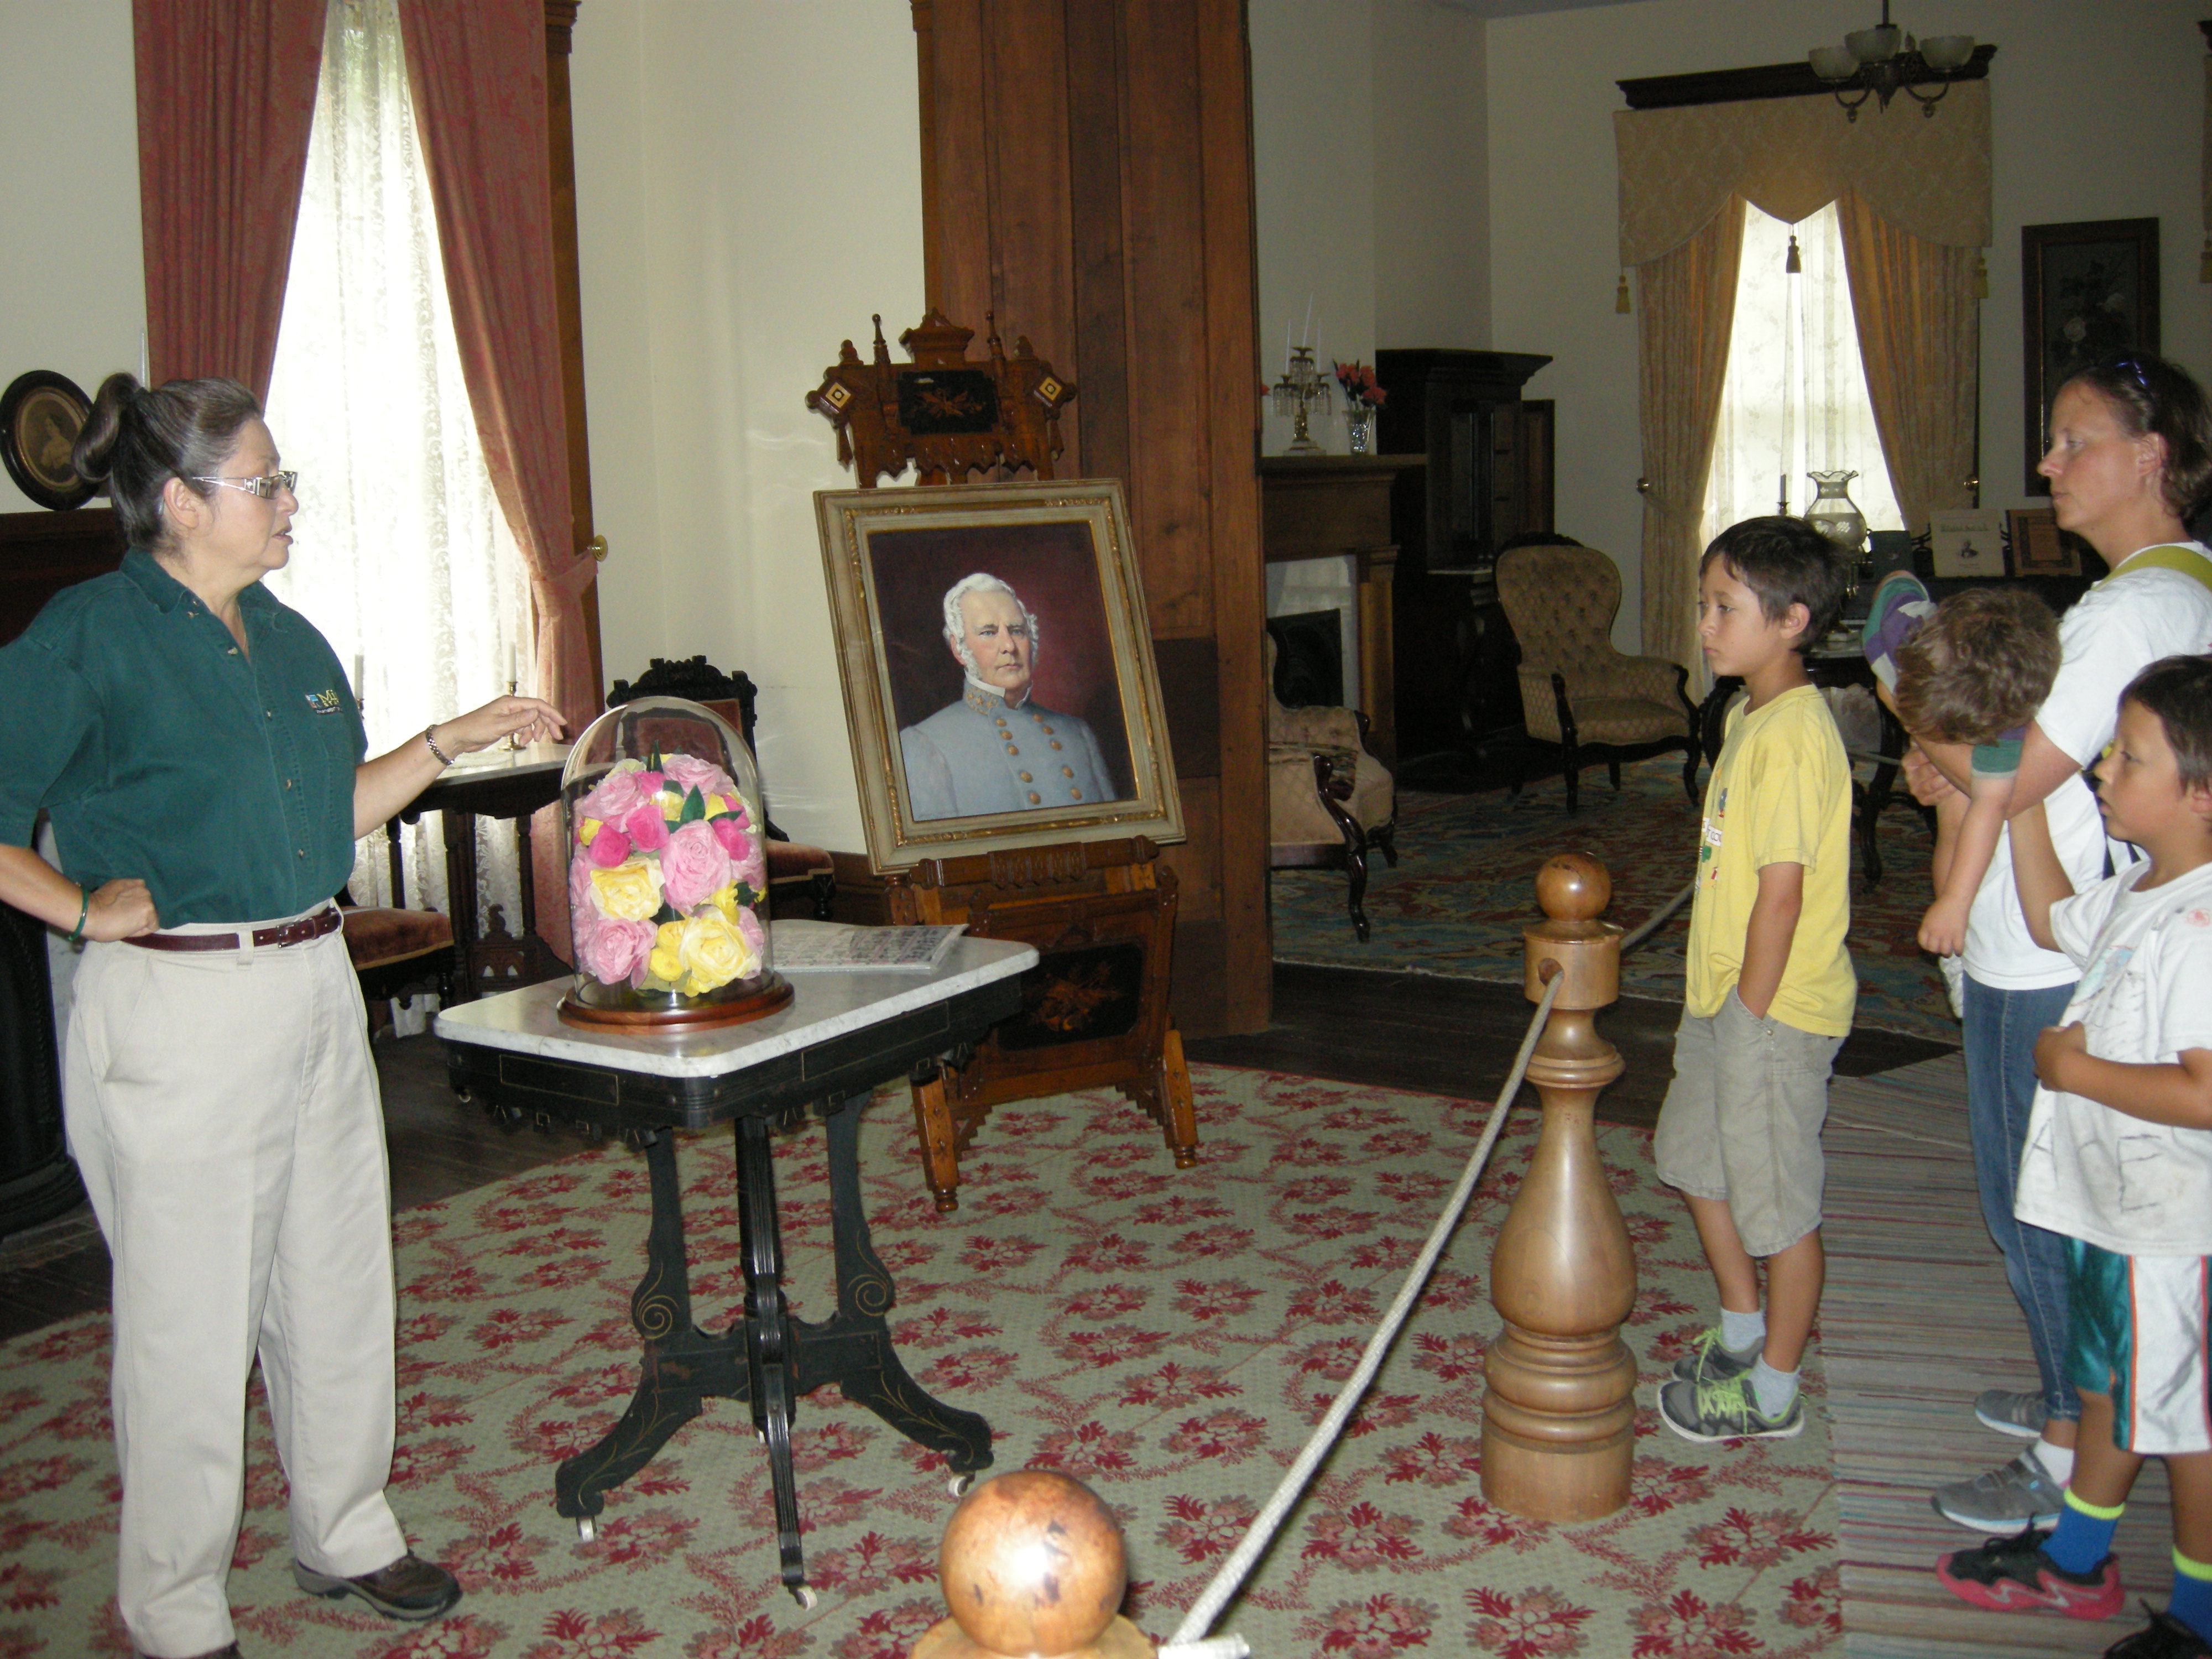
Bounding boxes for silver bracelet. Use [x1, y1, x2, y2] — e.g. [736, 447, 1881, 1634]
[423, 725, 456, 767]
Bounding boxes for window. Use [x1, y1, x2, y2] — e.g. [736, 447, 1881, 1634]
[1702, 201, 1902, 555]
[265, 0, 533, 1024]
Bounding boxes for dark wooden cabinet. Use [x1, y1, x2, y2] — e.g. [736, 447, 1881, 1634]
[1374, 351, 1553, 781]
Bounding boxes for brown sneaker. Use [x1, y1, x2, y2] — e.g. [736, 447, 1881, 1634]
[291, 1552, 460, 1620]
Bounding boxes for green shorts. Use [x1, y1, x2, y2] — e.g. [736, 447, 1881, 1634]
[1653, 988, 1843, 1258]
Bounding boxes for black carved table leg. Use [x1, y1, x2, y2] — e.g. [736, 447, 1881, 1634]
[734, 1110, 810, 1600]
[795, 1095, 993, 1483]
[555, 1130, 744, 1532]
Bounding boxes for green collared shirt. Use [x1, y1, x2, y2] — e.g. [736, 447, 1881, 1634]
[0, 549, 366, 924]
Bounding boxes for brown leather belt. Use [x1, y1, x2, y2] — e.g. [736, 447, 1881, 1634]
[126, 906, 343, 953]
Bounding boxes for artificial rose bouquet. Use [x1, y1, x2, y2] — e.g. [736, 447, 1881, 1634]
[568, 751, 770, 997]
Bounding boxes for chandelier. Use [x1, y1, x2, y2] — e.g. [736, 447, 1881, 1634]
[1808, 3, 1976, 121]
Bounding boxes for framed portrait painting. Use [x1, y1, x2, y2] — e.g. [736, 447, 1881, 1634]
[2021, 218, 2159, 494]
[815, 479, 1184, 874]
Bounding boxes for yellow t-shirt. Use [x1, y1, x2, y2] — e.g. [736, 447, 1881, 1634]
[1684, 682, 1855, 1036]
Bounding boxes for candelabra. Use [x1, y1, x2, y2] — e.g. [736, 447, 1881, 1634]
[1271, 346, 1333, 456]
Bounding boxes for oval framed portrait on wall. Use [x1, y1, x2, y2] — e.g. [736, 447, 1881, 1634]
[1, 371, 98, 510]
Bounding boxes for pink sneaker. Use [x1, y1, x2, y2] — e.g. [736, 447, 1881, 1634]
[1936, 1525, 2121, 1620]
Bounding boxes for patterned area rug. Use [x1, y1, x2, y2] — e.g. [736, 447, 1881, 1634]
[0, 1067, 1839, 1657]
[1273, 757, 1959, 1045]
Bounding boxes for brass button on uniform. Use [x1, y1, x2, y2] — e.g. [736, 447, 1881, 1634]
[1026, 791, 1041, 804]
[1070, 789, 1083, 800]
[1040, 724, 1056, 735]
[1049, 739, 1062, 750]
[1061, 765, 1073, 778]
[1005, 744, 1019, 755]
[1019, 771, 1032, 782]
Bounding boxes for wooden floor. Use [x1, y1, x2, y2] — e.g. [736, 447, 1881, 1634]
[0, 964, 1956, 1343]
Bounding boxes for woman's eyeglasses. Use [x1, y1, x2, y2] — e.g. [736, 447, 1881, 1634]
[190, 471, 298, 499]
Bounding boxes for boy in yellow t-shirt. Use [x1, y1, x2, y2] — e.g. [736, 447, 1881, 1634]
[1655, 517, 1855, 1442]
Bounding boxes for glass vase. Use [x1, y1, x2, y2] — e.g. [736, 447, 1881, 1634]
[1346, 402, 1375, 455]
[557, 695, 792, 1030]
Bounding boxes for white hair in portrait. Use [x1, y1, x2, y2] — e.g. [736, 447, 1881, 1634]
[940, 571, 1042, 672]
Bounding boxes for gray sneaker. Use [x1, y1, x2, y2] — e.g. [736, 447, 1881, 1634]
[1669, 1326, 1761, 1385]
[1973, 1387, 2048, 1440]
[1931, 1449, 2065, 1532]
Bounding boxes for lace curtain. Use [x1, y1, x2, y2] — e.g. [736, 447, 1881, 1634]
[265, 0, 533, 1030]
[1702, 201, 1903, 564]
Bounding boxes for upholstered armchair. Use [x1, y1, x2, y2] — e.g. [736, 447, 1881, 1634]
[1265, 633, 1397, 941]
[1494, 538, 1701, 813]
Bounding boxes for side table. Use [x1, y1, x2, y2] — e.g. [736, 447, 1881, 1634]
[435, 935, 1038, 1603]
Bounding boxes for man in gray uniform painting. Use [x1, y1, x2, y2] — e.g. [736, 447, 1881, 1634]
[900, 572, 1118, 821]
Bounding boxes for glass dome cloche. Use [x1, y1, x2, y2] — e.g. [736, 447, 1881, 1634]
[557, 696, 792, 1030]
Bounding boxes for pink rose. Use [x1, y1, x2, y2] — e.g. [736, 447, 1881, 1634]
[731, 828, 766, 894]
[586, 826, 632, 869]
[578, 764, 649, 821]
[661, 752, 734, 797]
[568, 855, 602, 961]
[622, 803, 670, 852]
[578, 915, 655, 985]
[735, 906, 766, 964]
[635, 771, 665, 796]
[659, 821, 733, 913]
[709, 816, 751, 859]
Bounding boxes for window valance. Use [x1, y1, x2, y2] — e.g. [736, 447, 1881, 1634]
[1615, 81, 1990, 267]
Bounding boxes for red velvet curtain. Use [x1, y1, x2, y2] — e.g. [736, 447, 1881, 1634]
[395, 0, 593, 733]
[133, 0, 325, 396]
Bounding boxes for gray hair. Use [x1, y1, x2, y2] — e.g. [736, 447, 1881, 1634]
[940, 572, 1041, 674]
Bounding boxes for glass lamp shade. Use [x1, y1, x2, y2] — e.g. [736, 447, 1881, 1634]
[1846, 22, 1901, 63]
[556, 695, 791, 1029]
[1919, 33, 1974, 70]
[1808, 44, 1859, 80]
[1804, 470, 1868, 556]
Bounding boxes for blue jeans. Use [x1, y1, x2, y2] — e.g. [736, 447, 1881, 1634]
[1961, 974, 2081, 1424]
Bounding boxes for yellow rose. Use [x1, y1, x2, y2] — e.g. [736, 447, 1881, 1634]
[708, 881, 739, 925]
[577, 817, 603, 846]
[589, 859, 664, 922]
[677, 908, 758, 993]
[648, 920, 687, 984]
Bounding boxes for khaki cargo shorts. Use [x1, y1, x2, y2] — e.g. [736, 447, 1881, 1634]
[1653, 988, 1843, 1259]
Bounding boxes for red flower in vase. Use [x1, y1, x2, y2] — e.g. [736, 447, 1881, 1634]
[1332, 359, 1387, 407]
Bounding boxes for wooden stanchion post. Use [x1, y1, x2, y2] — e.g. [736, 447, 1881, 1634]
[1480, 852, 1640, 1521]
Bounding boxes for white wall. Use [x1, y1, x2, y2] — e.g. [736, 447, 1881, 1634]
[570, 0, 924, 851]
[1374, 0, 1489, 348]
[0, 0, 144, 514]
[1490, 0, 2210, 651]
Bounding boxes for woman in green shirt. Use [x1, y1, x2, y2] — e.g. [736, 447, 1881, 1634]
[0, 374, 563, 1659]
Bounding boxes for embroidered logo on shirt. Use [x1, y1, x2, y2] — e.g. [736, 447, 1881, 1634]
[2187, 908, 2212, 928]
[303, 688, 344, 715]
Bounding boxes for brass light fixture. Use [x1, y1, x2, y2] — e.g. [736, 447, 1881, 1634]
[1808, 2, 1976, 121]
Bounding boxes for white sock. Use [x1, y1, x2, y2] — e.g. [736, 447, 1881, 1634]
[2032, 1439, 2075, 1485]
[1720, 1306, 1766, 1354]
[1750, 1359, 1799, 1418]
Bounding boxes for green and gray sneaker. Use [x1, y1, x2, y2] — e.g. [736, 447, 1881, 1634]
[1658, 1372, 1804, 1442]
[1670, 1326, 1761, 1386]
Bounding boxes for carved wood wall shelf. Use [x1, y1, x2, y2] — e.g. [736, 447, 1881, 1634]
[807, 309, 1076, 488]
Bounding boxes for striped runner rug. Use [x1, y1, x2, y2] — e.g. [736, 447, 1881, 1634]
[1825, 1053, 2174, 1656]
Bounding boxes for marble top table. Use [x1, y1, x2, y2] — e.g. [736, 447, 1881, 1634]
[436, 937, 1037, 1603]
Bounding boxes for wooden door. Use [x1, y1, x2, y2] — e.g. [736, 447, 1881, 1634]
[911, 0, 1268, 1037]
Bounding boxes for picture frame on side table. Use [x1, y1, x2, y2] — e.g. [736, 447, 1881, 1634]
[2022, 217, 2160, 494]
[0, 371, 98, 511]
[815, 479, 1184, 874]
[2006, 507, 2080, 577]
[1929, 509, 2006, 580]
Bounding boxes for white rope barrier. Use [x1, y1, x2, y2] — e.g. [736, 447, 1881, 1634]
[1159, 968, 1567, 1659]
[1619, 879, 1695, 956]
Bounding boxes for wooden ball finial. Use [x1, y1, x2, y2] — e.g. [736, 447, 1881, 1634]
[1536, 852, 1610, 923]
[914, 1470, 1150, 1658]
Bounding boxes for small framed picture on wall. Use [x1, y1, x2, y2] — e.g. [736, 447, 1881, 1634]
[1929, 509, 2006, 580]
[2006, 507, 2080, 577]
[2021, 217, 2160, 495]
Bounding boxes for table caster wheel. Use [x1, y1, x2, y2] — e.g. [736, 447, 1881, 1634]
[947, 1472, 974, 1499]
[789, 1584, 817, 1609]
[576, 1515, 597, 1542]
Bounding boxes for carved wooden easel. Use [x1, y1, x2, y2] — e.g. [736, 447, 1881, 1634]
[886, 837, 1197, 1212]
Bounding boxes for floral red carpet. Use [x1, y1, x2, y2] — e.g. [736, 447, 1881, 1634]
[2, 1066, 1838, 1656]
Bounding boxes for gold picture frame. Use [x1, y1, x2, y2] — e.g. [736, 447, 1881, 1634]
[814, 479, 1183, 874]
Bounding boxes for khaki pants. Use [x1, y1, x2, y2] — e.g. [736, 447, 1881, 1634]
[64, 918, 406, 1657]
